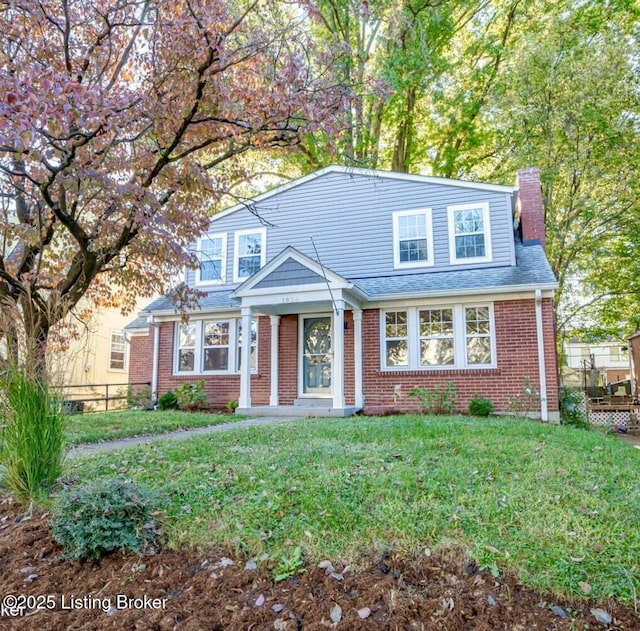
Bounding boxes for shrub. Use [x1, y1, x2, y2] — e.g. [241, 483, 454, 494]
[560, 387, 589, 429]
[225, 399, 239, 414]
[51, 477, 163, 561]
[409, 381, 457, 414]
[128, 385, 153, 410]
[176, 380, 207, 411]
[0, 367, 67, 504]
[507, 377, 540, 418]
[158, 390, 179, 411]
[469, 395, 494, 417]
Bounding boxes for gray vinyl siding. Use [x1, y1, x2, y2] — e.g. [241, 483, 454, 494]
[254, 258, 325, 288]
[189, 171, 515, 289]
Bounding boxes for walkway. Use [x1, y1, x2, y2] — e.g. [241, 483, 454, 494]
[68, 416, 299, 458]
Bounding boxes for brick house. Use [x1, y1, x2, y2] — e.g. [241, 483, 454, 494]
[128, 166, 560, 420]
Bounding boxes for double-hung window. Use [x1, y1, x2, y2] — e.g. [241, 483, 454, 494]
[177, 323, 197, 372]
[174, 318, 258, 374]
[464, 306, 492, 365]
[381, 304, 494, 370]
[448, 202, 492, 264]
[234, 228, 266, 282]
[196, 233, 226, 285]
[203, 321, 230, 371]
[109, 331, 127, 371]
[384, 311, 409, 367]
[392, 209, 434, 268]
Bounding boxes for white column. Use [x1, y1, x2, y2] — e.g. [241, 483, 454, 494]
[270, 315, 280, 406]
[332, 300, 345, 409]
[535, 290, 548, 422]
[353, 309, 363, 408]
[239, 307, 252, 409]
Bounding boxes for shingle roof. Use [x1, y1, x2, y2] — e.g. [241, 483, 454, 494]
[123, 315, 150, 331]
[352, 242, 557, 299]
[141, 241, 556, 316]
[141, 289, 240, 315]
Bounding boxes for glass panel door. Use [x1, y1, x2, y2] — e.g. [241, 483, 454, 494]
[302, 316, 332, 395]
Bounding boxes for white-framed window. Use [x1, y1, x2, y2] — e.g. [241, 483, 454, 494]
[447, 202, 492, 264]
[237, 318, 258, 371]
[419, 308, 454, 366]
[176, 323, 197, 372]
[384, 311, 409, 367]
[174, 318, 258, 375]
[464, 306, 492, 365]
[196, 233, 227, 285]
[108, 331, 127, 371]
[392, 209, 434, 269]
[234, 227, 267, 282]
[380, 304, 495, 370]
[202, 321, 230, 371]
[609, 346, 629, 362]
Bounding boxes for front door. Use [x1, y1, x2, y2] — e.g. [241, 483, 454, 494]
[302, 316, 332, 395]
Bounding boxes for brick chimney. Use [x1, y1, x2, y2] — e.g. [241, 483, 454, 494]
[516, 167, 546, 250]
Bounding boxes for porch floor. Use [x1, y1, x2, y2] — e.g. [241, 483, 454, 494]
[236, 405, 361, 418]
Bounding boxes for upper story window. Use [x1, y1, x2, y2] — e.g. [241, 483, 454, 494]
[447, 202, 492, 264]
[196, 233, 227, 285]
[392, 209, 434, 269]
[234, 228, 267, 282]
[108, 331, 127, 371]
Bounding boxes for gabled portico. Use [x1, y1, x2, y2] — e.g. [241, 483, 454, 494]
[231, 247, 366, 417]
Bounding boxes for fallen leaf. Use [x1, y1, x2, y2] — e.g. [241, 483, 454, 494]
[578, 581, 592, 595]
[550, 606, 568, 619]
[245, 559, 258, 571]
[357, 607, 371, 619]
[487, 596, 497, 606]
[329, 571, 344, 581]
[272, 603, 284, 613]
[330, 604, 342, 623]
[485, 545, 500, 554]
[591, 608, 612, 625]
[318, 560, 334, 571]
[570, 556, 585, 563]
[255, 594, 265, 607]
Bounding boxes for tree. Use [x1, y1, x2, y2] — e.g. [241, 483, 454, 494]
[467, 0, 640, 341]
[0, 0, 340, 375]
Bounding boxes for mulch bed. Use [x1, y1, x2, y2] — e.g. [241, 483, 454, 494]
[0, 496, 638, 630]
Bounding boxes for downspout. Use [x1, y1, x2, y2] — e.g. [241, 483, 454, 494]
[535, 290, 548, 422]
[151, 317, 160, 408]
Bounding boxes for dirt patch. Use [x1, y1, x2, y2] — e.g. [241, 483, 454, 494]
[0, 497, 638, 630]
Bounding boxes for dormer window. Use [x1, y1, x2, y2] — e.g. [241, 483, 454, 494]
[448, 202, 492, 264]
[234, 228, 267, 282]
[196, 233, 226, 285]
[392, 209, 434, 269]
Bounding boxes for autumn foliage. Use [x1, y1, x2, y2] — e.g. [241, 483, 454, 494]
[0, 0, 340, 371]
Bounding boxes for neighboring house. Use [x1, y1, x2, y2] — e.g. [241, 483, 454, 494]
[49, 300, 152, 410]
[128, 166, 560, 421]
[628, 332, 640, 399]
[563, 339, 631, 390]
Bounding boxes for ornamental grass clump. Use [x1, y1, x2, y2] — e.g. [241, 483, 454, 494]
[0, 367, 67, 504]
[51, 477, 164, 561]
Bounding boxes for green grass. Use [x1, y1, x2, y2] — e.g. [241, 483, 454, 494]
[66, 415, 640, 602]
[65, 410, 236, 445]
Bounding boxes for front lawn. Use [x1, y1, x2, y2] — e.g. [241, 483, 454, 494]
[65, 410, 235, 445]
[67, 415, 640, 602]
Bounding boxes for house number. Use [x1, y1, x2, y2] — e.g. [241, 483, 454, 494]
[282, 297, 299, 303]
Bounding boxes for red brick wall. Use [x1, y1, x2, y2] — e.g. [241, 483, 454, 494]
[128, 332, 153, 386]
[150, 318, 271, 410]
[362, 298, 559, 417]
[133, 299, 560, 417]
